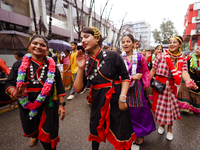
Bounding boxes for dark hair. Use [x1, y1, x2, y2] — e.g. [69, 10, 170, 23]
[134, 39, 139, 43]
[71, 41, 77, 46]
[122, 34, 135, 43]
[14, 51, 24, 58]
[176, 36, 183, 45]
[103, 45, 110, 50]
[65, 50, 70, 53]
[155, 45, 163, 51]
[28, 35, 49, 50]
[142, 49, 146, 52]
[81, 27, 103, 48]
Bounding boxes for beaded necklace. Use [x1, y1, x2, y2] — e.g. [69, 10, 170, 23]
[85, 48, 107, 81]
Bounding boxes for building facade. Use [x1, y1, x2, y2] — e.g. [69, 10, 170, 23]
[122, 21, 151, 50]
[183, 2, 200, 51]
[0, 0, 120, 67]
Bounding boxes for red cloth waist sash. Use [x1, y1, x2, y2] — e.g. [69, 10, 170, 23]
[152, 76, 177, 113]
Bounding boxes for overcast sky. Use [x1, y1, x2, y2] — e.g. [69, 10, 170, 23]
[85, 0, 198, 45]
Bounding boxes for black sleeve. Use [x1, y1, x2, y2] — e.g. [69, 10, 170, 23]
[5, 60, 21, 91]
[55, 66, 65, 96]
[75, 71, 88, 93]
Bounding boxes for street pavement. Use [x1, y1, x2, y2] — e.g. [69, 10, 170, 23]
[0, 89, 200, 150]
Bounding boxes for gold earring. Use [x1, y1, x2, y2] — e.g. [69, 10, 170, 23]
[96, 42, 98, 45]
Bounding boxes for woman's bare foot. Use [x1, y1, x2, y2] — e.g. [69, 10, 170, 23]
[135, 137, 143, 145]
[29, 138, 38, 147]
[9, 102, 16, 110]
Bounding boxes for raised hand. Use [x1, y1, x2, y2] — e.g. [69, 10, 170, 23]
[13, 82, 29, 98]
[76, 50, 86, 69]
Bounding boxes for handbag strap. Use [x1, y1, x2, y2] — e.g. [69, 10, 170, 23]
[166, 58, 177, 83]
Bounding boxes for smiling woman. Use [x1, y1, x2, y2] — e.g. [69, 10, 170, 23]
[5, 35, 66, 150]
[74, 27, 136, 150]
[150, 36, 198, 141]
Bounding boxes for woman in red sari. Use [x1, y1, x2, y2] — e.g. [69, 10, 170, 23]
[150, 36, 198, 141]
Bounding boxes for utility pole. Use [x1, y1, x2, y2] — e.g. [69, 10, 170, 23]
[69, 0, 74, 42]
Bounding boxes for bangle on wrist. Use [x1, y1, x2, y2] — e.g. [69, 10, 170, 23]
[11, 89, 18, 99]
[119, 99, 126, 103]
[119, 95, 126, 99]
[59, 102, 66, 106]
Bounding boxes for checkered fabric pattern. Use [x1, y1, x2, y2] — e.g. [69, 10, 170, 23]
[155, 83, 181, 125]
[153, 53, 188, 78]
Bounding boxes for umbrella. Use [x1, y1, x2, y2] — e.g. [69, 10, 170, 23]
[48, 39, 72, 51]
[0, 30, 30, 49]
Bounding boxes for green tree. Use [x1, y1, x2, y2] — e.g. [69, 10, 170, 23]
[152, 18, 178, 44]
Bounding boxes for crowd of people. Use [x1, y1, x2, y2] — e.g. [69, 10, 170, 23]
[0, 26, 199, 150]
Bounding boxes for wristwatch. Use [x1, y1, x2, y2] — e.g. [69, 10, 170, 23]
[59, 102, 66, 106]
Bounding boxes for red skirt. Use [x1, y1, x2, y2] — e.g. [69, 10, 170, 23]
[152, 76, 181, 125]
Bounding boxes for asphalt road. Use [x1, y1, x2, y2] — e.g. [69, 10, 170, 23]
[0, 89, 200, 150]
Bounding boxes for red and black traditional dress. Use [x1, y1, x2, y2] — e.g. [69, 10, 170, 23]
[5, 58, 66, 149]
[75, 50, 136, 150]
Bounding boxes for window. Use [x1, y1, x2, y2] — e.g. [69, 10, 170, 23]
[196, 23, 200, 29]
[198, 10, 200, 16]
[46, 0, 68, 29]
[1, 0, 30, 17]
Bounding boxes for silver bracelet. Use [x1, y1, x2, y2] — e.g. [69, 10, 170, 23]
[119, 95, 127, 99]
[119, 99, 126, 103]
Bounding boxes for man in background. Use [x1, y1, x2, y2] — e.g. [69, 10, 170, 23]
[66, 41, 78, 100]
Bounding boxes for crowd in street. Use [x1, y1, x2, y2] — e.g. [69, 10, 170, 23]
[0, 26, 200, 150]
